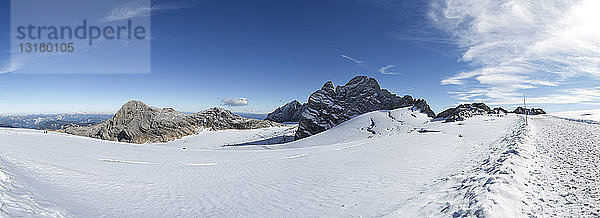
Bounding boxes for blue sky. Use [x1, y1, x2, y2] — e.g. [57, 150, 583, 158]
[1, 0, 599, 114]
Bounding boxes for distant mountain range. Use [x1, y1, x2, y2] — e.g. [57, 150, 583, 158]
[0, 112, 268, 131]
[234, 112, 268, 120]
[0, 114, 112, 130]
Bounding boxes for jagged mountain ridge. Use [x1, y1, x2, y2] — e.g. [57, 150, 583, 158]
[435, 103, 547, 122]
[435, 103, 492, 122]
[64, 100, 281, 144]
[265, 100, 305, 123]
[295, 76, 435, 139]
[513, 106, 546, 115]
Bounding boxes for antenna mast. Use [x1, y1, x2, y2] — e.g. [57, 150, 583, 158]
[524, 93, 528, 125]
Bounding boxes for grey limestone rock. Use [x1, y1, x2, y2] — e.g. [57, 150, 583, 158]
[265, 100, 305, 123]
[295, 76, 435, 139]
[65, 100, 281, 144]
[488, 107, 509, 114]
[435, 103, 491, 122]
[513, 106, 546, 115]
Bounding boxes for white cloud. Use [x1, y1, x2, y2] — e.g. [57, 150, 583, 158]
[378, 65, 401, 75]
[448, 89, 487, 101]
[104, 0, 200, 21]
[222, 98, 249, 107]
[0, 65, 15, 75]
[432, 0, 600, 104]
[0, 54, 26, 75]
[341, 55, 364, 64]
[486, 87, 600, 106]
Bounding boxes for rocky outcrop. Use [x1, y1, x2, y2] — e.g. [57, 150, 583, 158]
[265, 100, 305, 123]
[0, 122, 14, 128]
[488, 107, 509, 114]
[64, 100, 281, 144]
[435, 103, 491, 122]
[530, 108, 546, 115]
[513, 107, 546, 115]
[295, 76, 435, 139]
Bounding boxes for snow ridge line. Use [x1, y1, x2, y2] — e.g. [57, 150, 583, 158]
[428, 117, 532, 217]
[449, 117, 533, 217]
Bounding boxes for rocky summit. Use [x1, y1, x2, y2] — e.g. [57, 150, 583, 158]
[64, 100, 281, 144]
[295, 76, 435, 139]
[489, 107, 509, 114]
[265, 100, 305, 123]
[435, 103, 491, 122]
[513, 106, 547, 115]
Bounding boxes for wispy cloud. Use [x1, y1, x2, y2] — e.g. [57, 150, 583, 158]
[432, 0, 600, 105]
[0, 50, 27, 75]
[1, 64, 22, 75]
[222, 98, 249, 107]
[104, 0, 200, 21]
[377, 64, 401, 75]
[341, 55, 365, 64]
[0, 64, 16, 75]
[486, 87, 600, 106]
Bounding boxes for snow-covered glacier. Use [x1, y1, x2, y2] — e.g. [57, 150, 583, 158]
[1, 107, 598, 217]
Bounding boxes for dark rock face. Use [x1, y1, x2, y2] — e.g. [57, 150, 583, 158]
[489, 107, 509, 114]
[295, 76, 435, 139]
[65, 100, 281, 144]
[0, 122, 14, 128]
[265, 100, 305, 123]
[513, 107, 546, 115]
[435, 103, 491, 122]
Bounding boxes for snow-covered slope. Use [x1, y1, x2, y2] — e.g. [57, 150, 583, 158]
[0, 107, 524, 217]
[270, 107, 432, 149]
[158, 126, 296, 150]
[553, 109, 600, 123]
[1, 160, 66, 217]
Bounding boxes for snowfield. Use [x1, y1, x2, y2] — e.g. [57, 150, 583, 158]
[522, 116, 600, 216]
[1, 107, 598, 217]
[553, 109, 600, 123]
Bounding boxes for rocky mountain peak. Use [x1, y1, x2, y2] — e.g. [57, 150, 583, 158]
[265, 100, 305, 123]
[321, 81, 336, 94]
[295, 76, 435, 139]
[436, 103, 546, 122]
[202, 107, 235, 116]
[489, 107, 509, 114]
[339, 76, 380, 92]
[435, 103, 492, 122]
[513, 107, 546, 115]
[122, 100, 148, 108]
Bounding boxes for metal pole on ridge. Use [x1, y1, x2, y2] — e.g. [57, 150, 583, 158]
[524, 93, 528, 125]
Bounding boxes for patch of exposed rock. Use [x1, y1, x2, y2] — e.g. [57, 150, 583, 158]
[435, 103, 491, 122]
[513, 106, 546, 115]
[64, 100, 281, 144]
[265, 100, 305, 123]
[436, 103, 547, 122]
[488, 107, 509, 114]
[0, 122, 14, 128]
[295, 76, 435, 139]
